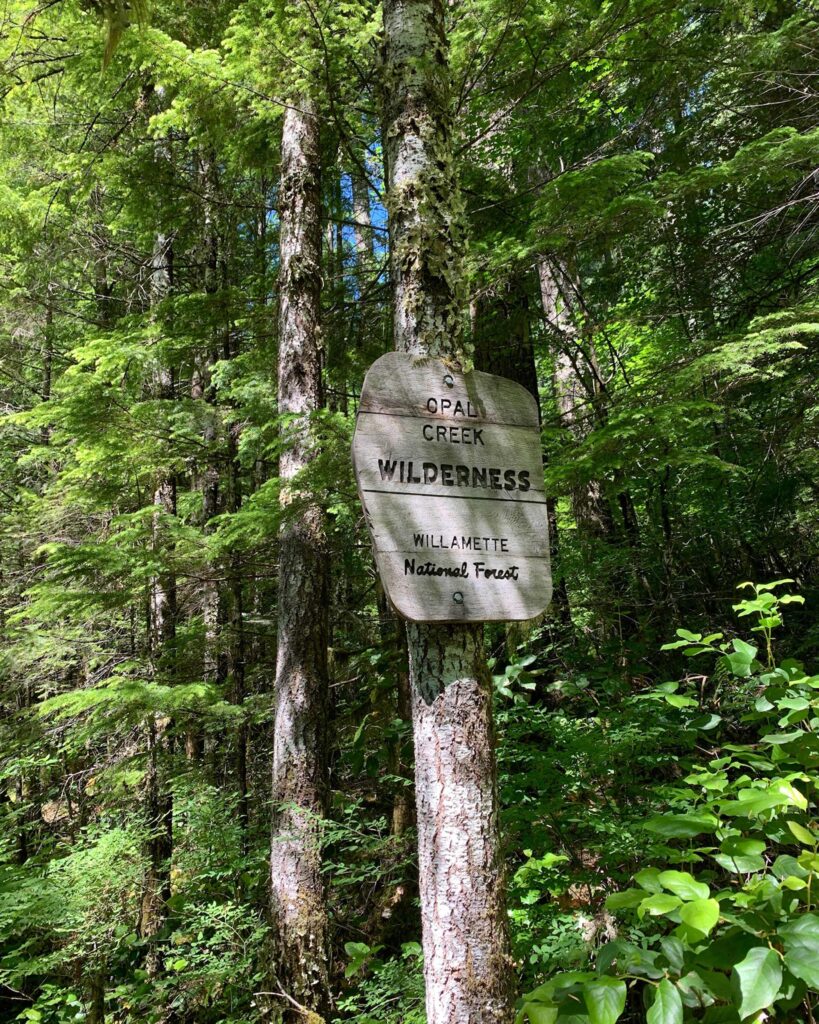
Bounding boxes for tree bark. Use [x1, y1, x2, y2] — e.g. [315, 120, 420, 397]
[382, 1, 514, 1021]
[351, 163, 373, 262]
[537, 255, 614, 539]
[187, 153, 222, 761]
[471, 278, 571, 631]
[201, 155, 222, 698]
[227, 423, 249, 849]
[269, 97, 332, 1023]
[471, 279, 537, 396]
[140, 227, 176, 977]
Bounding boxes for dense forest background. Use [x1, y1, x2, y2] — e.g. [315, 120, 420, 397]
[1, 0, 818, 1021]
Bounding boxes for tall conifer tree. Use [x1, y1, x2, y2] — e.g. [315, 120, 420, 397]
[269, 94, 332, 1020]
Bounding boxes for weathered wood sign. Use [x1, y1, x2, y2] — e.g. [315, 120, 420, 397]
[351, 352, 552, 622]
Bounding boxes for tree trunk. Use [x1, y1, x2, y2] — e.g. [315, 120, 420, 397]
[325, 153, 348, 414]
[189, 153, 222, 760]
[351, 163, 373, 263]
[471, 279, 571, 627]
[538, 256, 651, 639]
[471, 279, 537, 395]
[382, 1, 514, 1021]
[537, 256, 614, 539]
[269, 97, 332, 1023]
[227, 423, 249, 849]
[140, 228, 175, 977]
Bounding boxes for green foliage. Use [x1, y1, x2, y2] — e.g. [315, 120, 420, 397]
[333, 941, 425, 1024]
[519, 585, 819, 1023]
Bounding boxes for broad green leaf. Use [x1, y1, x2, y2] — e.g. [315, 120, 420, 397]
[658, 870, 709, 901]
[720, 837, 766, 856]
[639, 893, 682, 918]
[770, 781, 808, 810]
[721, 790, 786, 816]
[645, 813, 719, 838]
[596, 940, 637, 974]
[690, 712, 722, 730]
[647, 978, 683, 1024]
[759, 731, 804, 745]
[715, 836, 766, 872]
[520, 1004, 558, 1024]
[343, 941, 374, 978]
[679, 898, 720, 937]
[697, 931, 759, 969]
[777, 696, 809, 711]
[713, 852, 765, 873]
[731, 947, 782, 1019]
[784, 948, 819, 989]
[523, 974, 593, 1004]
[679, 968, 732, 1003]
[723, 652, 754, 676]
[665, 693, 698, 708]
[733, 638, 758, 660]
[605, 888, 645, 910]
[634, 867, 663, 893]
[582, 977, 626, 1024]
[786, 820, 816, 845]
[778, 913, 819, 946]
[660, 937, 685, 972]
[772, 854, 809, 879]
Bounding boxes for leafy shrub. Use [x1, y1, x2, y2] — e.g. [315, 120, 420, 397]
[518, 582, 819, 1023]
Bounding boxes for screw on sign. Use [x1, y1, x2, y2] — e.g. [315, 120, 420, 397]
[351, 352, 552, 623]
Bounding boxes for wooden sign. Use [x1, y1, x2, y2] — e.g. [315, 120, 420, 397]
[352, 352, 552, 623]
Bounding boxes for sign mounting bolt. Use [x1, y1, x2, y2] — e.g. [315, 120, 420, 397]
[452, 591, 464, 604]
[443, 373, 454, 388]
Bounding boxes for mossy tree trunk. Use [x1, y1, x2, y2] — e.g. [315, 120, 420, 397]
[269, 97, 332, 1023]
[382, 1, 515, 1020]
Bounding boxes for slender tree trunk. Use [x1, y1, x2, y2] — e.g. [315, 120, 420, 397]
[391, 658, 412, 837]
[382, 1, 514, 1020]
[537, 256, 614, 539]
[471, 279, 571, 627]
[85, 972, 105, 1024]
[269, 98, 332, 1023]
[351, 163, 373, 263]
[202, 159, 221, 694]
[140, 228, 175, 976]
[471, 279, 536, 394]
[351, 152, 376, 361]
[189, 154, 222, 761]
[227, 423, 249, 849]
[538, 256, 650, 640]
[325, 153, 348, 413]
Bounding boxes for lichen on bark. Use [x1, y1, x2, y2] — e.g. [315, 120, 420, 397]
[382, 0, 470, 364]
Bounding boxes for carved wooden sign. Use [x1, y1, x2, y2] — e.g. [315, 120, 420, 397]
[352, 352, 552, 623]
